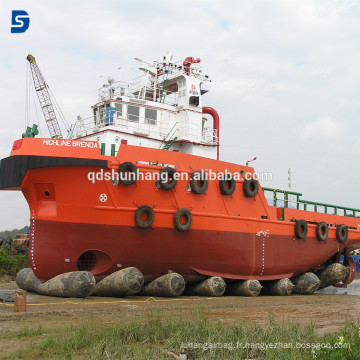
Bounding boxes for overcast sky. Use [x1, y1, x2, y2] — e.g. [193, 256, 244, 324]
[0, 0, 360, 230]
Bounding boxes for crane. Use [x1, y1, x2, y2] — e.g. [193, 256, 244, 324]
[26, 54, 63, 139]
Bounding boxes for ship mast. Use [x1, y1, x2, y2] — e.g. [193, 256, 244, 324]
[26, 54, 63, 139]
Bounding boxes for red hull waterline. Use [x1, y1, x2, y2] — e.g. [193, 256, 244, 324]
[31, 219, 349, 283]
[1, 138, 360, 283]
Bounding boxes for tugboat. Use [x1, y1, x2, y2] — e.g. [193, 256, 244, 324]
[1, 52, 360, 297]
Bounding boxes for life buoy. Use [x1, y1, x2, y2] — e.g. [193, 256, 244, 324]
[174, 208, 192, 231]
[336, 224, 348, 243]
[243, 178, 259, 197]
[295, 220, 308, 239]
[316, 222, 328, 241]
[219, 177, 236, 195]
[118, 162, 137, 186]
[135, 205, 154, 229]
[190, 171, 208, 194]
[159, 167, 178, 190]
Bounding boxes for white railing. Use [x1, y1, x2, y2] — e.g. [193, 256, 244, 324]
[68, 111, 217, 145]
[158, 59, 209, 81]
[201, 128, 218, 144]
[98, 79, 179, 106]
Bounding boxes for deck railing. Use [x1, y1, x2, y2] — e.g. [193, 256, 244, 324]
[67, 111, 217, 145]
[262, 187, 360, 218]
[98, 79, 179, 106]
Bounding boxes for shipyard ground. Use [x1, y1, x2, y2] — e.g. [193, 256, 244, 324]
[0, 278, 359, 359]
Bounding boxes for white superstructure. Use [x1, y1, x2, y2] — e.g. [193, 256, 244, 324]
[69, 53, 219, 159]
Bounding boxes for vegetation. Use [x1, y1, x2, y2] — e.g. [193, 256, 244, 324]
[0, 225, 29, 279]
[0, 246, 29, 278]
[0, 225, 29, 240]
[0, 313, 359, 359]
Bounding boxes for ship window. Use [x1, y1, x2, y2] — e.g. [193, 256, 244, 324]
[115, 103, 122, 117]
[99, 105, 105, 124]
[145, 108, 157, 125]
[93, 108, 98, 124]
[127, 105, 139, 122]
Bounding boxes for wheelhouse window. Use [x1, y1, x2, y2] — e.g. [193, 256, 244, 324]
[127, 105, 139, 122]
[145, 108, 157, 125]
[99, 105, 105, 124]
[93, 108, 98, 124]
[115, 103, 122, 118]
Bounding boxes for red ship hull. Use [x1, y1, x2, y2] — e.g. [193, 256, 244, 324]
[2, 138, 360, 282]
[31, 219, 349, 283]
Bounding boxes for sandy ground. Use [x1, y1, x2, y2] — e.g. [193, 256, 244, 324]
[1, 279, 360, 337]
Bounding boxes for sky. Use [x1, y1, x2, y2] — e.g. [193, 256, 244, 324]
[0, 0, 360, 230]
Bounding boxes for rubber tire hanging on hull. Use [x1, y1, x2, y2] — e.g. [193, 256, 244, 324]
[135, 205, 154, 229]
[219, 178, 236, 195]
[159, 167, 178, 190]
[190, 171, 208, 194]
[118, 162, 137, 186]
[174, 208, 193, 231]
[316, 222, 328, 241]
[295, 220, 308, 239]
[336, 224, 348, 243]
[243, 178, 259, 197]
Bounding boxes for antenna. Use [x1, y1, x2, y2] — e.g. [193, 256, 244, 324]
[246, 157, 257, 167]
[288, 168, 292, 190]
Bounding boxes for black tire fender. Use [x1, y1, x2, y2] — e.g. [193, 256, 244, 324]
[189, 171, 208, 194]
[243, 178, 259, 197]
[174, 208, 193, 231]
[336, 224, 348, 243]
[295, 219, 308, 239]
[135, 205, 154, 229]
[219, 177, 236, 195]
[159, 167, 178, 190]
[118, 162, 137, 186]
[316, 222, 328, 241]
